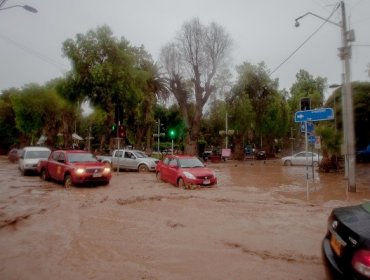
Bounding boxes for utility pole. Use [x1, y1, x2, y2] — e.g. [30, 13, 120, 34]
[339, 1, 356, 191]
[157, 118, 160, 153]
[294, 1, 356, 191]
[225, 112, 228, 149]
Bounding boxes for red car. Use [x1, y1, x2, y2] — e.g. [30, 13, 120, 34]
[156, 155, 217, 189]
[37, 150, 111, 188]
[7, 148, 23, 163]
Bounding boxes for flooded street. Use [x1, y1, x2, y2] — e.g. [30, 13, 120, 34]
[0, 156, 369, 280]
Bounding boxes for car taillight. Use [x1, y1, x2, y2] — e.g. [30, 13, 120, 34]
[352, 249, 370, 278]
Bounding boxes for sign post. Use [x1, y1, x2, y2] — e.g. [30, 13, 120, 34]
[294, 108, 334, 200]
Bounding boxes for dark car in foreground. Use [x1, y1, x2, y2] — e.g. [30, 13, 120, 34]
[156, 155, 217, 189]
[322, 201, 370, 279]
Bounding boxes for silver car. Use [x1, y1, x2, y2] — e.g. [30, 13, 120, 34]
[281, 151, 322, 166]
[19, 146, 51, 175]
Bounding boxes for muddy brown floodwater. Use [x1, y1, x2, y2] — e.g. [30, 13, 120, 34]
[0, 156, 369, 280]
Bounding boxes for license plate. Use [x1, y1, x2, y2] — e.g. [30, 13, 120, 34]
[330, 233, 342, 256]
[93, 173, 102, 178]
[203, 179, 210, 185]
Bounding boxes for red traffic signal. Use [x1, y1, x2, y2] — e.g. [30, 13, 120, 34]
[118, 125, 125, 138]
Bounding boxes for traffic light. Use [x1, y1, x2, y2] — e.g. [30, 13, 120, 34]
[111, 123, 117, 136]
[300, 97, 311, 111]
[118, 125, 125, 138]
[168, 129, 176, 139]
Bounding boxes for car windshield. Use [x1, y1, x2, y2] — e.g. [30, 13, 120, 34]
[361, 201, 370, 214]
[67, 153, 98, 163]
[25, 150, 50, 159]
[178, 158, 204, 168]
[133, 151, 148, 158]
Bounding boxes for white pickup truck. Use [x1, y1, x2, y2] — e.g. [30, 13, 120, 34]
[97, 149, 159, 172]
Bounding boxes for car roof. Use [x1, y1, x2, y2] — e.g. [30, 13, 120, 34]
[53, 150, 91, 154]
[164, 154, 196, 159]
[23, 146, 51, 151]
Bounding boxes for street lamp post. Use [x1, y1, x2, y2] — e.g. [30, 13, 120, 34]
[157, 118, 160, 153]
[0, 1, 37, 13]
[225, 112, 229, 149]
[295, 1, 356, 192]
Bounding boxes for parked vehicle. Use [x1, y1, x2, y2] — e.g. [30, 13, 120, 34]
[37, 150, 111, 188]
[255, 150, 266, 160]
[97, 149, 159, 172]
[8, 148, 23, 163]
[19, 146, 51, 175]
[357, 145, 370, 163]
[156, 155, 217, 189]
[202, 150, 212, 162]
[322, 201, 370, 279]
[281, 151, 322, 166]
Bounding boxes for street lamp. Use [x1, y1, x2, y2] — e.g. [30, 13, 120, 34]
[295, 1, 356, 192]
[0, 4, 38, 13]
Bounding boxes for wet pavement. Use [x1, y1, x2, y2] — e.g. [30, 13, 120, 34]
[0, 156, 369, 280]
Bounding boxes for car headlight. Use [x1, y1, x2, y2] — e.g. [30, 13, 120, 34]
[75, 168, 85, 175]
[183, 171, 196, 180]
[103, 167, 111, 173]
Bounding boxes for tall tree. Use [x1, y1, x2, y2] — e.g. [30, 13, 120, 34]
[0, 90, 21, 151]
[160, 18, 232, 155]
[10, 84, 68, 146]
[62, 25, 140, 149]
[232, 62, 288, 152]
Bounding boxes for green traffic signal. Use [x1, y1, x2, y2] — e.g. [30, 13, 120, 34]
[111, 123, 116, 131]
[169, 129, 176, 139]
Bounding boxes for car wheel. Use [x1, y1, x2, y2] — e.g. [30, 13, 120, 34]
[178, 178, 187, 189]
[138, 164, 149, 173]
[40, 169, 48, 181]
[64, 174, 73, 188]
[284, 160, 292, 166]
[156, 172, 162, 182]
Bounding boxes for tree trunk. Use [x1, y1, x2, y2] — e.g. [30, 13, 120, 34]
[233, 134, 244, 160]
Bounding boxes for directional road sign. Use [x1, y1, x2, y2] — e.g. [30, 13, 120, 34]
[300, 122, 314, 133]
[295, 108, 334, 122]
[308, 135, 316, 144]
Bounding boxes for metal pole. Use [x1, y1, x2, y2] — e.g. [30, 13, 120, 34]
[171, 139, 174, 155]
[225, 112, 228, 149]
[305, 121, 309, 200]
[340, 73, 348, 179]
[340, 1, 356, 191]
[157, 118, 160, 152]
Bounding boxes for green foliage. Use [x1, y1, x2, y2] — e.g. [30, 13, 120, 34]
[230, 61, 288, 151]
[0, 90, 20, 150]
[315, 125, 340, 156]
[325, 81, 370, 150]
[289, 69, 327, 110]
[9, 84, 68, 145]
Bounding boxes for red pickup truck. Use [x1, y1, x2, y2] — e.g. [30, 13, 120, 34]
[37, 150, 112, 188]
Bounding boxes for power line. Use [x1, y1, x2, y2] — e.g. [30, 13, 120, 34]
[270, 4, 339, 76]
[0, 32, 68, 74]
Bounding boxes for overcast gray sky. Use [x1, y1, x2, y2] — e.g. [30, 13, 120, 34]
[0, 0, 369, 96]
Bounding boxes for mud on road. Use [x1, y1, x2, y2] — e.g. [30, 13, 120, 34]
[0, 156, 369, 280]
